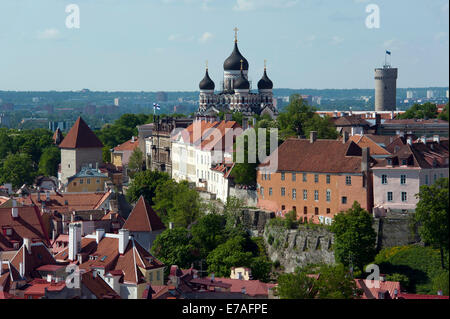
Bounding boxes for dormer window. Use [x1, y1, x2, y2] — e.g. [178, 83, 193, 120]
[4, 227, 12, 236]
[387, 159, 392, 166]
[401, 159, 407, 166]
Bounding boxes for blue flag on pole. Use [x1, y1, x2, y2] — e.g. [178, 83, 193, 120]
[386, 50, 391, 55]
[153, 103, 161, 110]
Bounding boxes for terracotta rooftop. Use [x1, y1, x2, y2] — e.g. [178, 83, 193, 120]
[59, 117, 104, 149]
[333, 116, 371, 127]
[260, 138, 368, 174]
[355, 279, 401, 299]
[81, 270, 121, 299]
[349, 135, 392, 156]
[10, 242, 57, 281]
[113, 137, 139, 152]
[123, 196, 165, 233]
[0, 205, 50, 251]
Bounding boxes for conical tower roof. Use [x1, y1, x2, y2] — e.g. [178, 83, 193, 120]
[59, 117, 104, 149]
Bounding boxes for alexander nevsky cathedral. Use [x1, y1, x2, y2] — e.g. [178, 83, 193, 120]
[197, 29, 278, 120]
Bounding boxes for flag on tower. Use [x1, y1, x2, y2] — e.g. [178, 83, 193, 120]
[153, 103, 161, 110]
[386, 50, 391, 55]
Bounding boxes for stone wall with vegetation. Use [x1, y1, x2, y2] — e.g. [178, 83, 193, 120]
[263, 223, 335, 273]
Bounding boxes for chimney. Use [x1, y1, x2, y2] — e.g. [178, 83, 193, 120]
[394, 289, 398, 299]
[242, 118, 249, 130]
[433, 135, 440, 144]
[37, 191, 41, 202]
[343, 131, 349, 144]
[375, 113, 381, 126]
[252, 117, 256, 126]
[241, 287, 247, 295]
[45, 191, 50, 201]
[95, 229, 105, 244]
[310, 131, 317, 144]
[52, 229, 57, 241]
[23, 238, 31, 252]
[407, 137, 412, 145]
[68, 223, 82, 261]
[0, 261, 3, 276]
[211, 273, 215, 282]
[131, 136, 135, 142]
[11, 207, 19, 219]
[47, 274, 52, 283]
[390, 111, 394, 120]
[361, 147, 370, 173]
[118, 229, 130, 255]
[438, 290, 443, 296]
[96, 162, 99, 170]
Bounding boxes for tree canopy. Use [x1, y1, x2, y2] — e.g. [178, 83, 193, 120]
[330, 202, 377, 272]
[125, 170, 170, 205]
[415, 177, 449, 269]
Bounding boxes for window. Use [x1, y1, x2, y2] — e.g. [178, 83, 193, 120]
[87, 179, 90, 184]
[303, 190, 307, 200]
[382, 175, 388, 185]
[303, 173, 307, 182]
[400, 175, 406, 185]
[315, 207, 319, 215]
[326, 175, 331, 184]
[150, 272, 153, 281]
[387, 192, 393, 202]
[96, 179, 100, 184]
[269, 188, 272, 196]
[326, 208, 331, 215]
[100, 255, 107, 262]
[326, 190, 331, 202]
[387, 159, 392, 166]
[314, 174, 319, 183]
[425, 175, 429, 185]
[281, 172, 285, 181]
[345, 176, 352, 185]
[303, 206, 307, 214]
[434, 174, 437, 182]
[314, 190, 319, 201]
[157, 271, 161, 281]
[342, 197, 347, 204]
[281, 187, 286, 197]
[260, 187, 264, 197]
[281, 205, 286, 210]
[292, 173, 296, 182]
[292, 189, 297, 200]
[268, 173, 271, 181]
[402, 159, 407, 166]
[73, 182, 77, 186]
[80, 179, 84, 184]
[401, 192, 407, 202]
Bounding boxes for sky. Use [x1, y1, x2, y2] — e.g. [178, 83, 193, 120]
[0, 0, 448, 91]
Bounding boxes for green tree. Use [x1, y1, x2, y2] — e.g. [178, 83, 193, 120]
[438, 103, 449, 121]
[312, 264, 361, 299]
[223, 196, 245, 228]
[150, 228, 196, 269]
[38, 146, 61, 177]
[415, 178, 449, 269]
[191, 214, 227, 259]
[125, 170, 170, 205]
[127, 148, 144, 176]
[399, 102, 439, 119]
[0, 153, 35, 188]
[153, 179, 202, 228]
[276, 270, 317, 299]
[432, 270, 449, 296]
[330, 202, 377, 272]
[207, 236, 253, 277]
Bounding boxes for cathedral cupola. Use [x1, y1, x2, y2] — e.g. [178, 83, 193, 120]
[199, 63, 215, 91]
[234, 60, 250, 90]
[223, 28, 249, 71]
[258, 60, 273, 90]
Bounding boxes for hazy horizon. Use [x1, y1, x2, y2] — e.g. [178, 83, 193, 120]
[1, 0, 448, 91]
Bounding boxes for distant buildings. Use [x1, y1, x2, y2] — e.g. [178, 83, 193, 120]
[156, 91, 168, 102]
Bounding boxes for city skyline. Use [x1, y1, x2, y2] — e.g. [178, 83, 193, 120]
[0, 0, 448, 91]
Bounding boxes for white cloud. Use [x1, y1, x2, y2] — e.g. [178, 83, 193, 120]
[199, 32, 214, 43]
[233, 0, 298, 11]
[36, 28, 62, 40]
[168, 34, 195, 42]
[331, 36, 344, 45]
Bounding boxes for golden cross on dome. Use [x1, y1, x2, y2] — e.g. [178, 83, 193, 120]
[240, 59, 244, 71]
[234, 27, 239, 42]
[206, 60, 208, 70]
[264, 59, 267, 70]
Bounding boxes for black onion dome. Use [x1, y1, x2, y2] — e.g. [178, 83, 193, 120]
[234, 70, 250, 90]
[199, 69, 215, 90]
[258, 69, 273, 90]
[224, 42, 249, 71]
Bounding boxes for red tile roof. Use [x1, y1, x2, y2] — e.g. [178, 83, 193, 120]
[81, 270, 121, 299]
[349, 135, 392, 156]
[17, 191, 112, 214]
[398, 293, 449, 299]
[0, 205, 50, 251]
[355, 279, 400, 299]
[113, 137, 139, 152]
[59, 117, 104, 149]
[123, 196, 165, 232]
[260, 138, 367, 174]
[24, 278, 66, 296]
